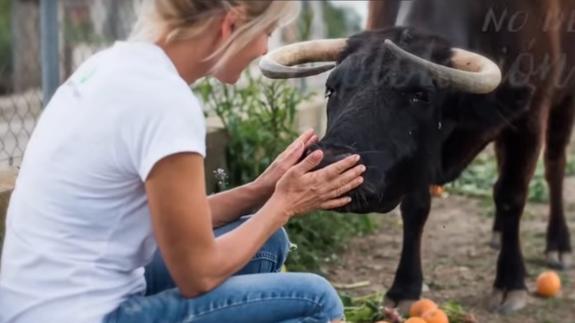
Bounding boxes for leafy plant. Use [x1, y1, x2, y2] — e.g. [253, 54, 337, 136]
[196, 73, 301, 187]
[441, 301, 478, 323]
[195, 73, 377, 271]
[341, 292, 386, 323]
[447, 146, 575, 205]
[322, 1, 362, 38]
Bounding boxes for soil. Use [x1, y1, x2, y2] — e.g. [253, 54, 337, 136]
[324, 178, 575, 323]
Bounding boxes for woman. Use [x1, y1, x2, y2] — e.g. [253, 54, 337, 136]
[0, 1, 365, 322]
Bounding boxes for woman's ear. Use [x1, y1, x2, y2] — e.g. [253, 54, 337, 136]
[219, 8, 243, 42]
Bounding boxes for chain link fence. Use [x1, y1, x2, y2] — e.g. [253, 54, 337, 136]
[0, 0, 141, 170]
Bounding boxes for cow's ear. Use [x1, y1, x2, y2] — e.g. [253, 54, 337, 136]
[442, 83, 534, 130]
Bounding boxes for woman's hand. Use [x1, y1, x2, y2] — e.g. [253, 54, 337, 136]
[251, 129, 318, 200]
[269, 149, 366, 219]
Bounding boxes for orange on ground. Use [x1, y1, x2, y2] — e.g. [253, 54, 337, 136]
[430, 185, 445, 197]
[405, 318, 427, 323]
[421, 308, 449, 323]
[536, 271, 561, 297]
[410, 298, 438, 317]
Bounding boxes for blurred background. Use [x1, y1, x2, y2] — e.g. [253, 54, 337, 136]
[0, 0, 366, 171]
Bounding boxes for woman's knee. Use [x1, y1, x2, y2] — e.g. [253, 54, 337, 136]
[235, 226, 290, 275]
[267, 227, 290, 266]
[298, 273, 345, 322]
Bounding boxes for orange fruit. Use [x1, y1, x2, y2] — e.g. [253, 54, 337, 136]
[410, 298, 438, 317]
[536, 271, 561, 297]
[421, 308, 449, 323]
[430, 185, 445, 197]
[405, 318, 427, 323]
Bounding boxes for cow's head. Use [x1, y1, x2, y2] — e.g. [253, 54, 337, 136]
[259, 28, 531, 213]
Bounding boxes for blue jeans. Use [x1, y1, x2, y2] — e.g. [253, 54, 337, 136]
[104, 217, 344, 323]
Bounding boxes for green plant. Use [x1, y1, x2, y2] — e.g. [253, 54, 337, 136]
[195, 73, 377, 271]
[323, 1, 362, 38]
[0, 0, 11, 93]
[447, 147, 575, 205]
[440, 301, 477, 323]
[196, 73, 301, 186]
[341, 292, 385, 323]
[286, 211, 377, 272]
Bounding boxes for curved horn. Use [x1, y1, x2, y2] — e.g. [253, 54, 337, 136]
[259, 38, 348, 79]
[384, 39, 502, 94]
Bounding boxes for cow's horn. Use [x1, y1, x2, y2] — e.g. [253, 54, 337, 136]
[384, 39, 502, 94]
[258, 38, 348, 79]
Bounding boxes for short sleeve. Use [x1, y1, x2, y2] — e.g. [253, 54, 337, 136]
[123, 92, 206, 182]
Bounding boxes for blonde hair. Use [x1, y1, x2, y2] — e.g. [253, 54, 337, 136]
[130, 0, 300, 70]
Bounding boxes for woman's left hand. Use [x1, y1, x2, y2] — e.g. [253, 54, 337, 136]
[252, 129, 318, 201]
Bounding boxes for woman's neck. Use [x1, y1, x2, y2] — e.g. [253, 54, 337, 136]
[156, 35, 218, 85]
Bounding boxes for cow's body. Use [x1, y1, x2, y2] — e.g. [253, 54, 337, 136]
[364, 0, 575, 312]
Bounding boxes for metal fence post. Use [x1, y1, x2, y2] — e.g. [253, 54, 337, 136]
[40, 0, 60, 107]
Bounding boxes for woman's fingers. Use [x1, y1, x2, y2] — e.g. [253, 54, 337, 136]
[291, 129, 315, 151]
[323, 165, 366, 197]
[320, 196, 353, 210]
[285, 130, 316, 158]
[292, 150, 324, 175]
[304, 133, 318, 148]
[317, 154, 361, 180]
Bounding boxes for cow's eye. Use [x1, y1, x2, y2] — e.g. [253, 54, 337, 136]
[408, 91, 429, 104]
[325, 88, 335, 99]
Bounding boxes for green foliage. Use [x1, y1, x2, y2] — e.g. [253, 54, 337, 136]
[297, 3, 314, 41]
[441, 300, 477, 323]
[195, 74, 377, 271]
[341, 292, 385, 323]
[298, 1, 361, 41]
[446, 152, 497, 200]
[286, 211, 377, 272]
[341, 294, 476, 323]
[447, 147, 575, 205]
[323, 1, 362, 38]
[196, 73, 301, 186]
[0, 0, 11, 90]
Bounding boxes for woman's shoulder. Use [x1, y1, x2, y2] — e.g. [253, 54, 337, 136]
[74, 41, 200, 114]
[108, 41, 192, 95]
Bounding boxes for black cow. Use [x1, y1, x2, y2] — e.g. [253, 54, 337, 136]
[259, 0, 574, 314]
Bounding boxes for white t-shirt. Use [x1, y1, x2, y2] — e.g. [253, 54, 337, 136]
[0, 41, 206, 323]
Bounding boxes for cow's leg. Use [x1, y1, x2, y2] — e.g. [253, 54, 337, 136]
[490, 209, 503, 250]
[384, 187, 431, 314]
[490, 142, 508, 251]
[544, 96, 574, 269]
[489, 113, 546, 314]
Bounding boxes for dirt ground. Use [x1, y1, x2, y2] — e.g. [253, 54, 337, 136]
[325, 178, 575, 323]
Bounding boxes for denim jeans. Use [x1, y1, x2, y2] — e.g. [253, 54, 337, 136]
[103, 217, 344, 323]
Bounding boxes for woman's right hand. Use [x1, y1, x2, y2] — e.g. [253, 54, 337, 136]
[270, 149, 366, 219]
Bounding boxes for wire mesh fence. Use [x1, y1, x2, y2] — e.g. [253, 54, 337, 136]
[0, 0, 142, 170]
